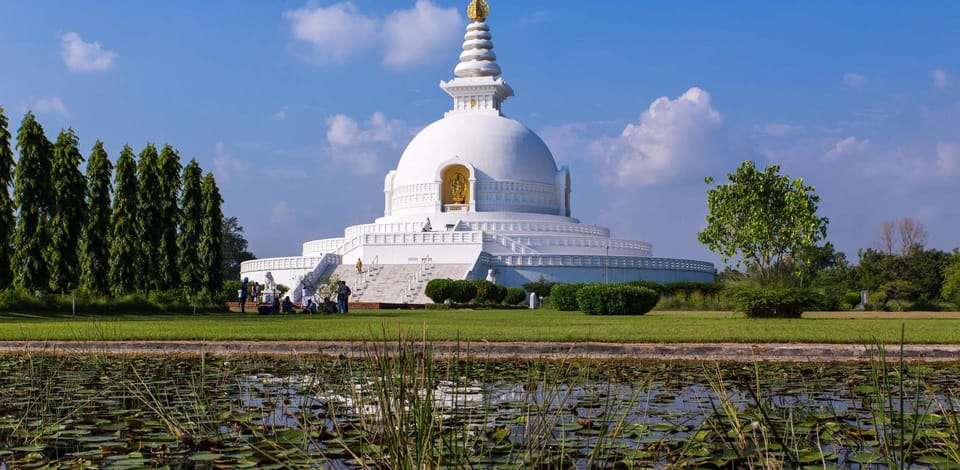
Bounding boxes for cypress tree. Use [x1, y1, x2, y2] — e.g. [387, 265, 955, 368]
[81, 141, 113, 295]
[109, 145, 139, 295]
[0, 106, 14, 286]
[48, 128, 87, 293]
[200, 172, 224, 296]
[157, 144, 182, 290]
[136, 144, 162, 292]
[178, 160, 203, 294]
[12, 112, 52, 291]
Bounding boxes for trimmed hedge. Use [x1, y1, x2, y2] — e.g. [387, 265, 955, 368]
[576, 284, 659, 315]
[425, 278, 453, 303]
[448, 280, 478, 303]
[726, 284, 818, 318]
[550, 283, 586, 311]
[504, 287, 526, 305]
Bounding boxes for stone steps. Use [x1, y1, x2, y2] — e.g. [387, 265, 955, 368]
[326, 263, 471, 304]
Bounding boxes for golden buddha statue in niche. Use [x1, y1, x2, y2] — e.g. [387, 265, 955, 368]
[451, 172, 467, 204]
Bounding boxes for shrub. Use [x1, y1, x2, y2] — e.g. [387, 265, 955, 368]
[550, 283, 586, 311]
[425, 278, 453, 303]
[448, 280, 477, 303]
[523, 277, 555, 298]
[843, 291, 862, 309]
[470, 279, 506, 304]
[504, 287, 526, 305]
[576, 284, 659, 315]
[726, 284, 818, 318]
[628, 280, 663, 294]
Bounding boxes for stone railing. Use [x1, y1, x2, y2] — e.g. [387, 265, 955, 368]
[241, 256, 328, 273]
[516, 237, 653, 255]
[359, 231, 483, 245]
[302, 238, 346, 255]
[460, 221, 609, 237]
[479, 253, 714, 273]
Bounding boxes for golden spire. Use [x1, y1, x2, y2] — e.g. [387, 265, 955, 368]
[467, 0, 489, 22]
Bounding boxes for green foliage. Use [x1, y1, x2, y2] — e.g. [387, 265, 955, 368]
[157, 144, 182, 290]
[698, 161, 828, 283]
[880, 280, 919, 311]
[726, 283, 818, 318]
[136, 144, 162, 292]
[48, 128, 86, 293]
[470, 279, 506, 304]
[943, 252, 960, 306]
[504, 287, 526, 305]
[178, 160, 204, 293]
[842, 291, 862, 310]
[222, 216, 255, 282]
[200, 173, 224, 296]
[550, 283, 586, 311]
[523, 277, 555, 298]
[576, 284, 659, 315]
[109, 145, 140, 295]
[0, 107, 14, 287]
[81, 141, 113, 295]
[424, 278, 452, 303]
[447, 280, 477, 303]
[628, 279, 663, 294]
[12, 111, 53, 291]
[657, 281, 727, 310]
[854, 247, 950, 307]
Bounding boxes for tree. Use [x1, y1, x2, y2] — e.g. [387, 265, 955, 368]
[875, 221, 896, 255]
[12, 112, 53, 291]
[109, 145, 140, 295]
[178, 160, 204, 294]
[200, 172, 224, 295]
[898, 218, 928, 254]
[698, 160, 828, 283]
[157, 144, 182, 290]
[0, 106, 14, 286]
[943, 251, 960, 306]
[48, 128, 87, 293]
[81, 141, 113, 295]
[136, 144, 162, 292]
[222, 216, 255, 281]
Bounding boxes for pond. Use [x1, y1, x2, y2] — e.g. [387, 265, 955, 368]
[0, 344, 958, 469]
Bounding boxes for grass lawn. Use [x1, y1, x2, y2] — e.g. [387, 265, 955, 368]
[1, 309, 959, 343]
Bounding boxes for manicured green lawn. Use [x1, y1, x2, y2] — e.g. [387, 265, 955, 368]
[1, 309, 959, 343]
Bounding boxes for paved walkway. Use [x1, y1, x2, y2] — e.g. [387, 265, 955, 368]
[1, 341, 959, 362]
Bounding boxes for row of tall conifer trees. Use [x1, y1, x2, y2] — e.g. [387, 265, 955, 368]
[0, 106, 224, 298]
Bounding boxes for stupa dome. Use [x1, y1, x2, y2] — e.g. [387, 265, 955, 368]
[392, 112, 558, 188]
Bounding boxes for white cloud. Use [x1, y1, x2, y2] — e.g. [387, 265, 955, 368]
[932, 69, 950, 89]
[283, 2, 378, 64]
[60, 32, 117, 72]
[34, 96, 70, 116]
[381, 1, 461, 68]
[937, 141, 958, 174]
[843, 72, 868, 88]
[588, 87, 738, 187]
[823, 136, 869, 160]
[325, 112, 410, 174]
[212, 141, 249, 184]
[271, 110, 286, 121]
[270, 201, 293, 224]
[752, 123, 801, 137]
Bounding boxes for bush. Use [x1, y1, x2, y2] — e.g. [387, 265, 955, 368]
[843, 291, 862, 309]
[523, 277, 555, 298]
[470, 280, 507, 304]
[448, 280, 477, 303]
[576, 284, 659, 315]
[628, 280, 663, 294]
[425, 278, 453, 303]
[550, 283, 586, 311]
[504, 287, 526, 305]
[726, 284, 818, 318]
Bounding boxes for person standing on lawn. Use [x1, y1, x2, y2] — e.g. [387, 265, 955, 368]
[238, 277, 249, 313]
[336, 280, 352, 314]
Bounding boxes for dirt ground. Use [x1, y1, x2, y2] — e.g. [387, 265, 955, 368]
[1, 340, 958, 363]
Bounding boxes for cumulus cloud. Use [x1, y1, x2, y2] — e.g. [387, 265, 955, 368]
[843, 72, 869, 88]
[823, 136, 869, 160]
[34, 97, 70, 116]
[932, 69, 950, 89]
[325, 112, 410, 174]
[381, 0, 461, 68]
[283, 2, 378, 64]
[60, 32, 117, 72]
[588, 87, 739, 187]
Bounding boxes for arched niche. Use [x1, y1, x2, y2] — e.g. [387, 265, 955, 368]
[440, 164, 471, 210]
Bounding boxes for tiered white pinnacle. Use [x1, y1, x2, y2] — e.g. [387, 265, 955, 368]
[441, 8, 513, 116]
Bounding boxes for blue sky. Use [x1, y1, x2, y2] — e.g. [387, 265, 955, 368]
[1, 1, 958, 268]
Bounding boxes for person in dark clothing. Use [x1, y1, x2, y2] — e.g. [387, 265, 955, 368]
[303, 299, 318, 314]
[281, 296, 295, 314]
[336, 281, 351, 314]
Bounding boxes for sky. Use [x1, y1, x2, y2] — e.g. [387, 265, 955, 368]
[1, 1, 958, 269]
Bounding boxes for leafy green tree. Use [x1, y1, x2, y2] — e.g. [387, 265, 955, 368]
[880, 280, 919, 311]
[698, 160, 828, 283]
[81, 141, 113, 295]
[222, 216, 255, 281]
[178, 160, 204, 294]
[157, 144, 182, 290]
[0, 106, 15, 286]
[136, 144, 162, 292]
[12, 112, 53, 291]
[109, 145, 140, 295]
[48, 128, 87, 293]
[901, 247, 949, 303]
[943, 251, 960, 306]
[200, 172, 224, 295]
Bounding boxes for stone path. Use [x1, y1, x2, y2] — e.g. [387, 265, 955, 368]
[1, 341, 959, 362]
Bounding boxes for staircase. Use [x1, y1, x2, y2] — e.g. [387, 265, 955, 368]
[326, 263, 472, 304]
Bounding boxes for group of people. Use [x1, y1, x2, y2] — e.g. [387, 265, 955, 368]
[237, 276, 353, 316]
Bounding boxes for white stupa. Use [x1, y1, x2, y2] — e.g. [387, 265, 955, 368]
[241, 0, 714, 303]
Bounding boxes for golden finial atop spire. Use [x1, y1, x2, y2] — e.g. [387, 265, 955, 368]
[467, 0, 489, 22]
